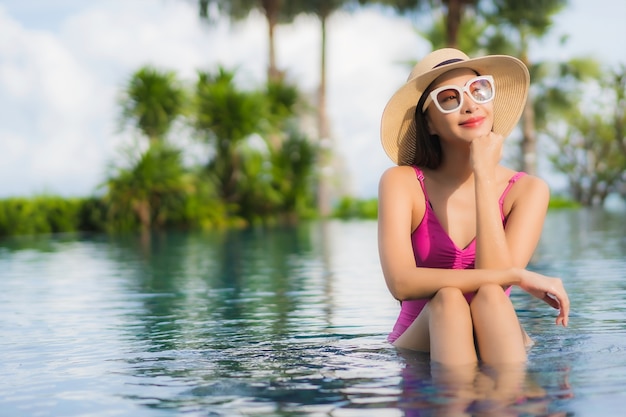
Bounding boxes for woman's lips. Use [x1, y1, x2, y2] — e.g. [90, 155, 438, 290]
[460, 117, 485, 128]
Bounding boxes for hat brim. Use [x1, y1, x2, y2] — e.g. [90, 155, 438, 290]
[381, 54, 530, 165]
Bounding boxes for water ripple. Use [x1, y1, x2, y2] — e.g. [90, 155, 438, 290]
[1, 215, 625, 416]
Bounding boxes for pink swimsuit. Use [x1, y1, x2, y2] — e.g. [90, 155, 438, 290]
[387, 166, 527, 343]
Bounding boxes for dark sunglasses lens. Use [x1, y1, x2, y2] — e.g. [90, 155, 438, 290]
[436, 89, 462, 111]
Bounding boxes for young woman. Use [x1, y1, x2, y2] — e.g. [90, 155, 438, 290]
[378, 48, 569, 366]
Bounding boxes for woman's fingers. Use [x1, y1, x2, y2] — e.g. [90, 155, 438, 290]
[543, 293, 560, 309]
[548, 281, 570, 327]
[558, 289, 570, 327]
[521, 271, 570, 328]
[542, 292, 568, 327]
[556, 307, 569, 327]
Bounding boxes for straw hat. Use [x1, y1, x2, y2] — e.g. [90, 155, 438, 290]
[380, 48, 530, 165]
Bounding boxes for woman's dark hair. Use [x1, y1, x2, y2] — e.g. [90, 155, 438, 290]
[411, 90, 442, 169]
[411, 69, 482, 169]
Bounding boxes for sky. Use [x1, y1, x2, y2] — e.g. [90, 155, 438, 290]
[1, 0, 625, 199]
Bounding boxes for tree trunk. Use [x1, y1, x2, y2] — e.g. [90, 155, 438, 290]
[263, 0, 282, 82]
[133, 199, 151, 231]
[521, 95, 537, 175]
[317, 14, 332, 217]
[519, 41, 537, 175]
[445, 0, 462, 48]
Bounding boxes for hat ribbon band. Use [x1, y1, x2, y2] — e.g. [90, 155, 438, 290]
[433, 58, 464, 68]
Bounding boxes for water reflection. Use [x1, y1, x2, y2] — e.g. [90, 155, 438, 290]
[0, 210, 625, 416]
[530, 209, 626, 340]
[395, 349, 573, 417]
[108, 227, 325, 347]
[537, 208, 626, 263]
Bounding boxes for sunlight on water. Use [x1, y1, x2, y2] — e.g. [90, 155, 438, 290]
[1, 209, 625, 416]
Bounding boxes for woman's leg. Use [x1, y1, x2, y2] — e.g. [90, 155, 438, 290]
[470, 284, 527, 364]
[394, 287, 478, 366]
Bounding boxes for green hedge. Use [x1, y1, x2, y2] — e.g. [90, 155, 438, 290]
[0, 193, 583, 237]
[332, 197, 378, 220]
[548, 195, 581, 209]
[332, 194, 582, 220]
[0, 196, 83, 236]
[0, 193, 238, 237]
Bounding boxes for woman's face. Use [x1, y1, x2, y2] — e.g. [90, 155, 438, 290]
[424, 68, 495, 144]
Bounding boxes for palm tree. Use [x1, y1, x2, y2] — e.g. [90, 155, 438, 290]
[191, 67, 317, 223]
[422, 5, 487, 54]
[119, 66, 185, 144]
[283, 0, 351, 216]
[198, 0, 298, 82]
[193, 67, 267, 207]
[548, 65, 625, 206]
[361, 0, 587, 177]
[106, 143, 189, 230]
[112, 66, 188, 230]
[485, 0, 568, 175]
[197, 1, 342, 215]
[357, 0, 478, 48]
[269, 128, 318, 220]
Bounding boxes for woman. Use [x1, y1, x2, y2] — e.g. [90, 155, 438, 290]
[378, 48, 569, 366]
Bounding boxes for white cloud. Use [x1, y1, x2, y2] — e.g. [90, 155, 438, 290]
[60, 2, 207, 77]
[324, 9, 430, 197]
[0, 0, 623, 198]
[0, 7, 108, 196]
[0, 1, 416, 198]
[0, 1, 211, 197]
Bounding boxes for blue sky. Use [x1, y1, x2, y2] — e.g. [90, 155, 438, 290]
[1, 0, 625, 199]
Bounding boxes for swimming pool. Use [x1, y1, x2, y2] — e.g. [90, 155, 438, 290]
[1, 209, 625, 416]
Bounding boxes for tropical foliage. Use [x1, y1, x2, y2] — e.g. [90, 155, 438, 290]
[548, 65, 626, 206]
[0, 64, 320, 237]
[119, 66, 186, 143]
[2, 1, 624, 238]
[333, 196, 378, 219]
[355, 0, 624, 206]
[0, 196, 83, 236]
[105, 143, 191, 231]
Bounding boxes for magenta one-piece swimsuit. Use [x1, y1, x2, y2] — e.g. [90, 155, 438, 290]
[387, 166, 526, 343]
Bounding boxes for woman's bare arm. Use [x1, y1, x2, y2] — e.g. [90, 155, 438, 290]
[474, 173, 550, 269]
[377, 165, 569, 325]
[378, 166, 522, 301]
[471, 132, 549, 270]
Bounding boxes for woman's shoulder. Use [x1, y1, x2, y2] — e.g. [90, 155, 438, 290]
[379, 165, 419, 183]
[378, 166, 427, 230]
[505, 170, 550, 203]
[499, 167, 548, 189]
[514, 171, 549, 191]
[378, 165, 425, 198]
[497, 168, 550, 217]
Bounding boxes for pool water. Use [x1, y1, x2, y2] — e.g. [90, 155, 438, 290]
[1, 209, 625, 416]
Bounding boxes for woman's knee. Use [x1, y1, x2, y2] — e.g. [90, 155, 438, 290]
[472, 284, 508, 307]
[430, 287, 468, 313]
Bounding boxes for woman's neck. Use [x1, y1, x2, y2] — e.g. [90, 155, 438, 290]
[432, 145, 474, 183]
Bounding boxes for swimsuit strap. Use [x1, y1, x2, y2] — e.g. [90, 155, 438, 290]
[411, 166, 430, 201]
[499, 172, 527, 204]
[499, 171, 527, 221]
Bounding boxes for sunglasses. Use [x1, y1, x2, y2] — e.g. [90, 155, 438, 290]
[422, 75, 495, 114]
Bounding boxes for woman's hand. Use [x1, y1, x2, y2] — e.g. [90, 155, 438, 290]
[470, 132, 504, 177]
[517, 268, 570, 327]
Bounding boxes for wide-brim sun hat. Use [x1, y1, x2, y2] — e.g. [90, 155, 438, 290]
[380, 48, 530, 165]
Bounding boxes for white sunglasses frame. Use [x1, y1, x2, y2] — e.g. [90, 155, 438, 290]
[422, 75, 496, 114]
